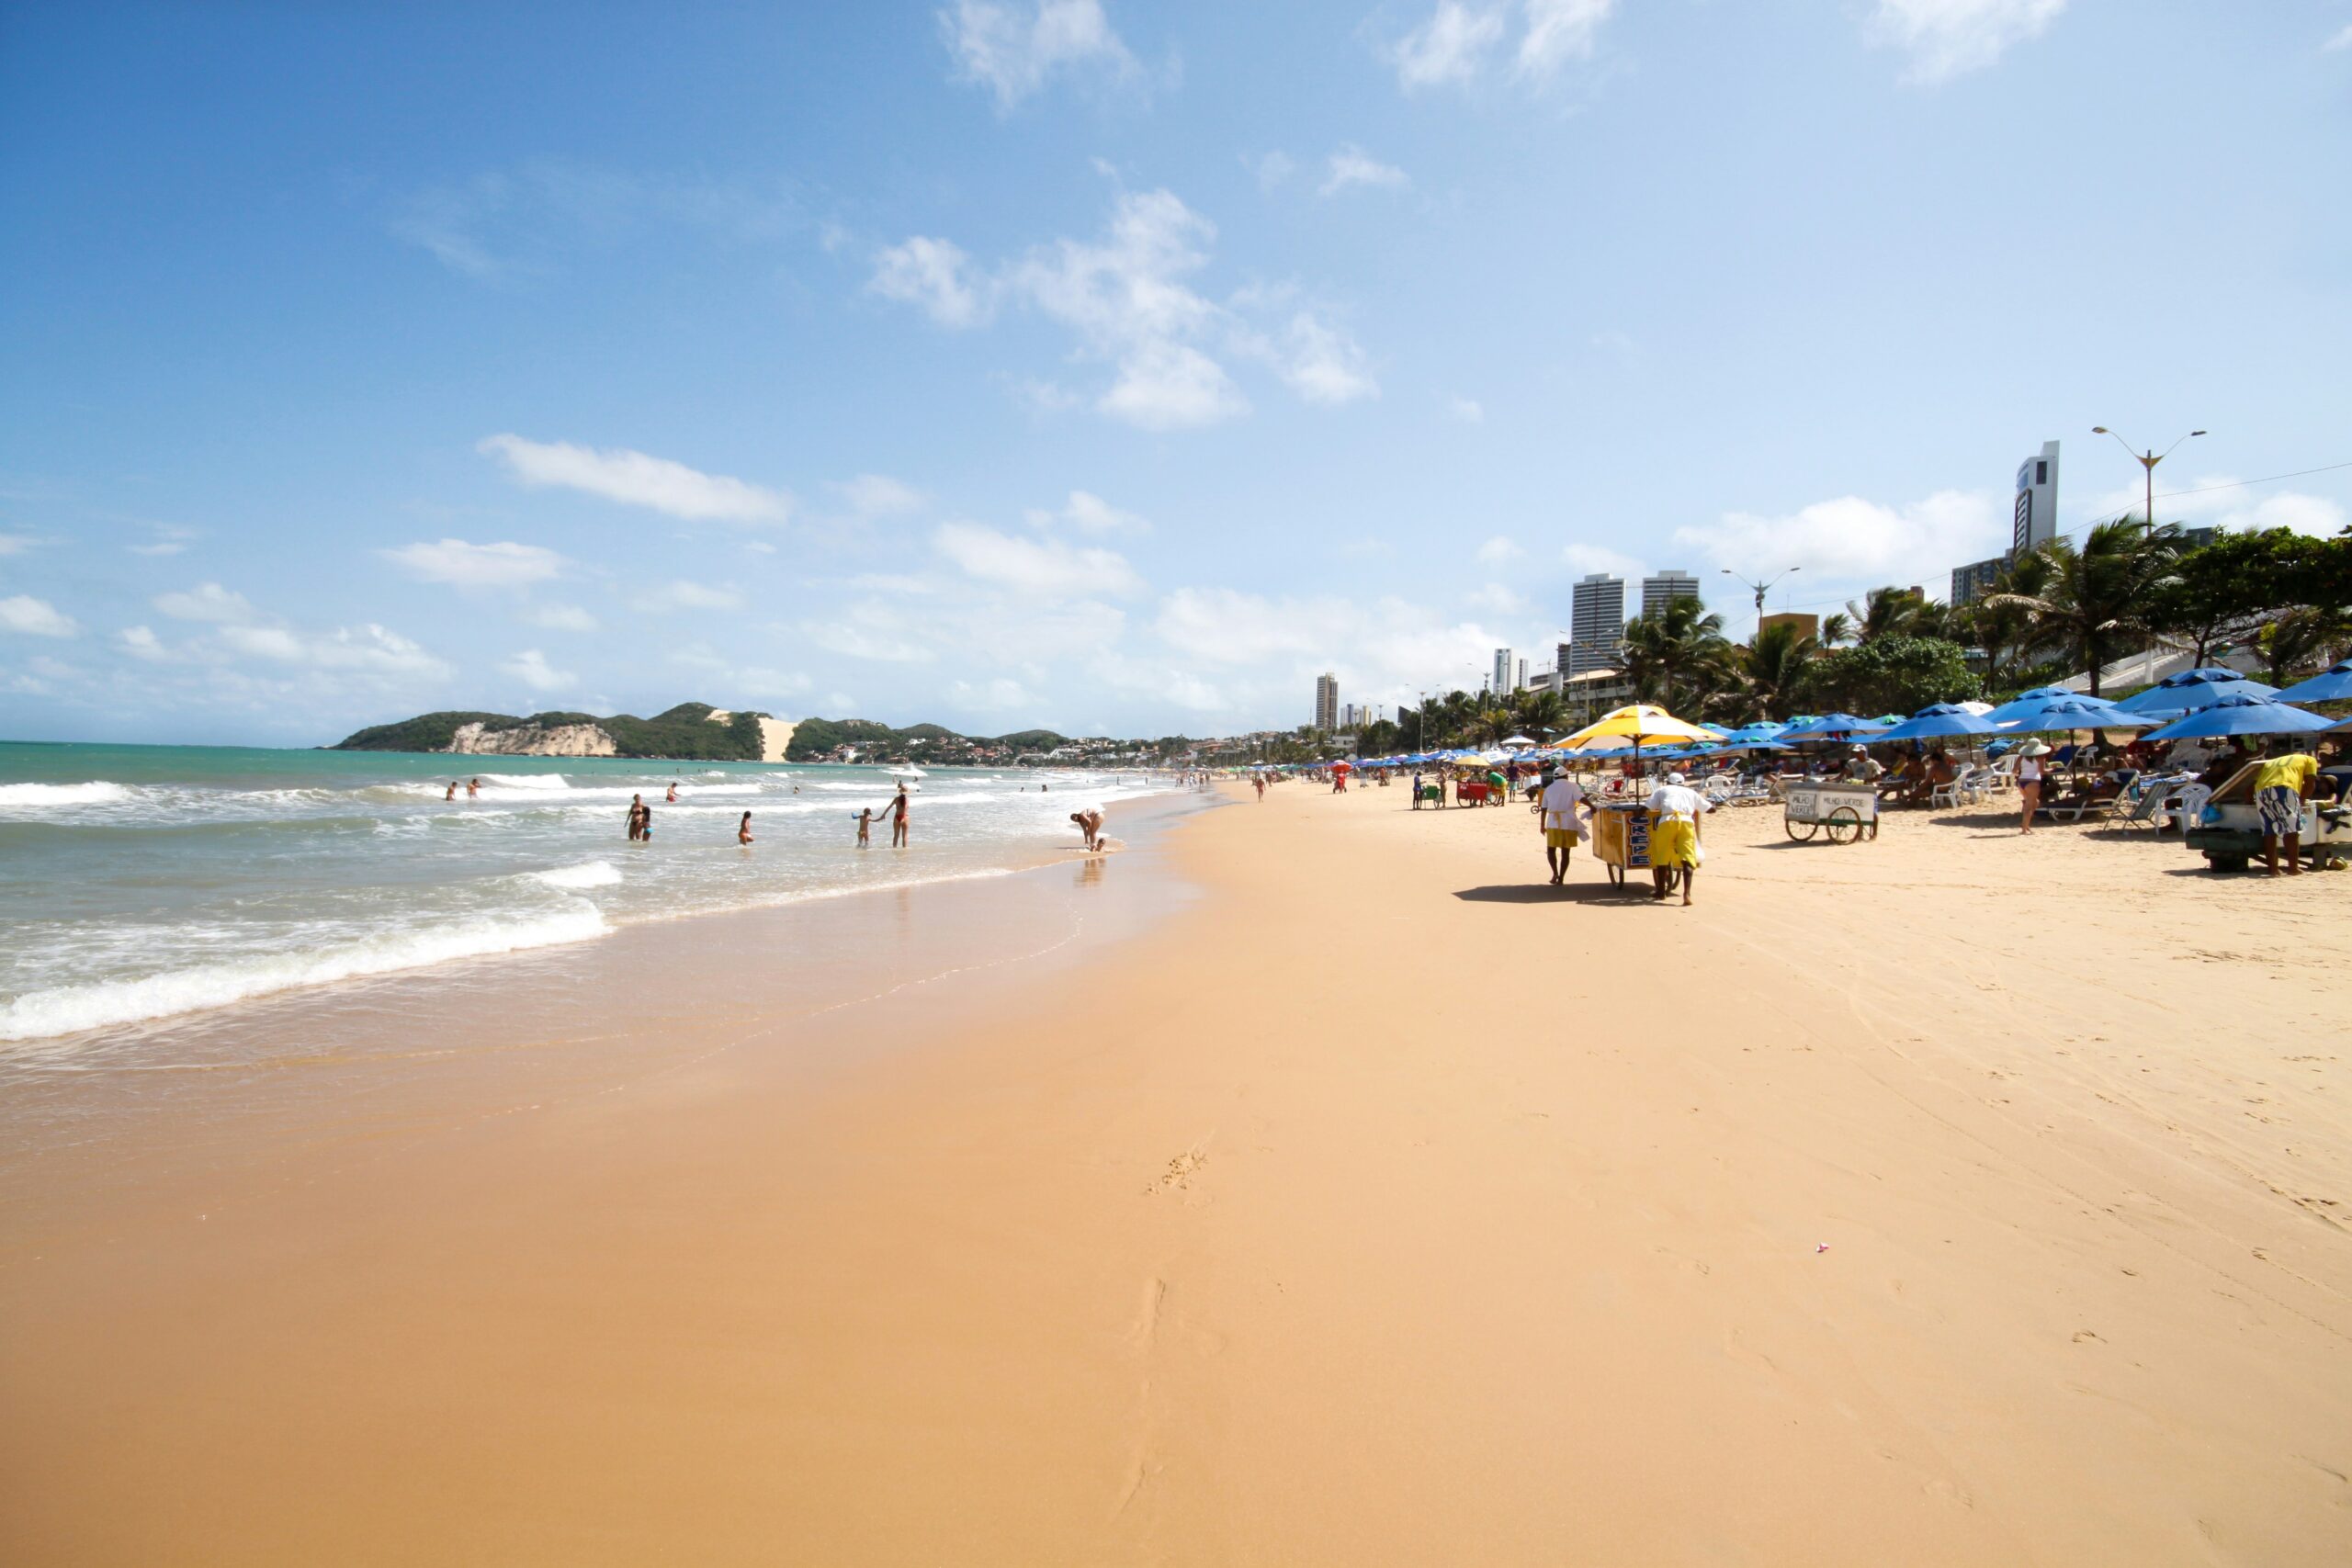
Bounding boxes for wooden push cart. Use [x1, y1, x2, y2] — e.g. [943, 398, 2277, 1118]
[1589, 801, 1688, 893]
[1782, 780, 1879, 844]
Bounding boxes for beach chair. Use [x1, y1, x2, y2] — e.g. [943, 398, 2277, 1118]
[2156, 783, 2211, 834]
[2040, 777, 2126, 824]
[1929, 767, 1979, 809]
[1980, 755, 2018, 795]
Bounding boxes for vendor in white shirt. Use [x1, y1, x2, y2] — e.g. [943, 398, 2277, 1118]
[1644, 770, 1713, 907]
[1536, 769, 1590, 886]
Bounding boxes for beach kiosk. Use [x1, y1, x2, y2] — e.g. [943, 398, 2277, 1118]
[1550, 705, 1719, 895]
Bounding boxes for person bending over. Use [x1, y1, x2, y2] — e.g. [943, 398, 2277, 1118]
[1645, 770, 1712, 907]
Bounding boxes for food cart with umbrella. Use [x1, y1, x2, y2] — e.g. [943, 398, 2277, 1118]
[2141, 695, 2345, 871]
[1549, 705, 1718, 890]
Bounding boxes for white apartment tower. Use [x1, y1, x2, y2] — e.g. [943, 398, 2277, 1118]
[1491, 648, 1514, 696]
[1314, 671, 1339, 732]
[1566, 574, 1626, 674]
[1641, 570, 1702, 618]
[2013, 440, 2061, 555]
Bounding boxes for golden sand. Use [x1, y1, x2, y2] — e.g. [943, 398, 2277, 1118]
[3, 782, 2348, 1564]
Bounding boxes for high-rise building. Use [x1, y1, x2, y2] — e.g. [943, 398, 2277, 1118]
[1314, 672, 1338, 733]
[1567, 574, 1625, 674]
[1516, 658, 1528, 693]
[1491, 648, 1514, 695]
[2013, 439, 2061, 556]
[1640, 570, 1702, 618]
[1951, 558, 2007, 605]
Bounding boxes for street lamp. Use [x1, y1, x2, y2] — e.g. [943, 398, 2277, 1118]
[2091, 426, 2204, 529]
[1720, 566, 1801, 619]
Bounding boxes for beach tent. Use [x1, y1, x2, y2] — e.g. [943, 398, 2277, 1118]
[2137, 694, 2337, 743]
[1874, 703, 1996, 742]
[1953, 700, 1995, 716]
[2114, 667, 2280, 716]
[1500, 734, 1538, 749]
[2273, 659, 2352, 707]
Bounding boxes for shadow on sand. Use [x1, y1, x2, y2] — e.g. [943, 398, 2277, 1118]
[1453, 883, 1652, 905]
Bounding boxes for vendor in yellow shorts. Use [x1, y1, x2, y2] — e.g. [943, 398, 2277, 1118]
[1537, 769, 1589, 886]
[1644, 770, 1713, 907]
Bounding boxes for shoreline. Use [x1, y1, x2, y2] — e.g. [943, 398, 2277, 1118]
[4, 781, 2349, 1564]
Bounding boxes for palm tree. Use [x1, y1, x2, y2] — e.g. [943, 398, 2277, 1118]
[1818, 611, 1852, 649]
[1510, 688, 1568, 744]
[2257, 605, 2352, 684]
[1948, 550, 2050, 690]
[1845, 586, 1939, 645]
[1619, 596, 1736, 716]
[1741, 619, 1817, 720]
[1984, 519, 2184, 696]
[1469, 703, 1517, 746]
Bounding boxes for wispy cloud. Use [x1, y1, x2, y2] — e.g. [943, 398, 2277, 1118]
[940, 0, 1139, 108]
[869, 237, 991, 327]
[216, 621, 450, 680]
[520, 603, 599, 633]
[2325, 24, 2352, 52]
[382, 537, 567, 589]
[933, 520, 1144, 597]
[390, 160, 798, 279]
[873, 184, 1374, 428]
[480, 434, 791, 525]
[502, 648, 575, 692]
[0, 534, 35, 557]
[1391, 1, 1507, 89]
[1027, 490, 1151, 535]
[633, 580, 746, 614]
[831, 474, 927, 518]
[153, 581, 257, 623]
[1319, 144, 1409, 197]
[1519, 0, 1615, 76]
[1865, 0, 2065, 85]
[0, 594, 79, 637]
[1475, 535, 1523, 565]
[1387, 0, 1618, 90]
[1448, 394, 1485, 423]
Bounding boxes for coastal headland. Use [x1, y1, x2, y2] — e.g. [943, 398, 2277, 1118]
[3, 783, 2347, 1564]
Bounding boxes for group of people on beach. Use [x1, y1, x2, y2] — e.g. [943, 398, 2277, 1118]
[1532, 765, 1710, 906]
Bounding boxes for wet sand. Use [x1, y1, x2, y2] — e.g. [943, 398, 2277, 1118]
[3, 780, 2349, 1564]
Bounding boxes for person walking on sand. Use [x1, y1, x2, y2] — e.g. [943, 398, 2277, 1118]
[1645, 770, 1711, 907]
[738, 810, 754, 846]
[855, 807, 873, 848]
[882, 783, 910, 847]
[1254, 773, 1266, 801]
[1538, 768, 1589, 885]
[1070, 807, 1105, 851]
[2015, 740, 2048, 833]
[2252, 740, 2321, 876]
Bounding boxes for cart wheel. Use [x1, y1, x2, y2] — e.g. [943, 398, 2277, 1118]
[1823, 807, 1864, 844]
[1784, 818, 1816, 842]
[1658, 865, 1680, 894]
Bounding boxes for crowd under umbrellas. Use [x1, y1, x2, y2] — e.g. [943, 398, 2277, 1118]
[1289, 665, 2350, 883]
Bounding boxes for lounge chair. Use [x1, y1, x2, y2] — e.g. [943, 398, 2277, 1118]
[1929, 767, 1984, 809]
[2039, 777, 2127, 824]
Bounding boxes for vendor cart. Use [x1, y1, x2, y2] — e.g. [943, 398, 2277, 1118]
[1782, 780, 1879, 844]
[1590, 800, 1685, 892]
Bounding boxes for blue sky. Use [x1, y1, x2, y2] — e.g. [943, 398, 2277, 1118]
[4, 0, 2349, 744]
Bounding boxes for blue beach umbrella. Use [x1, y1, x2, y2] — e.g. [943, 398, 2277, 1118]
[1998, 696, 2156, 734]
[2115, 667, 2279, 716]
[1874, 703, 1996, 742]
[2137, 694, 2337, 742]
[1778, 712, 1888, 740]
[1980, 685, 2080, 727]
[2273, 659, 2352, 706]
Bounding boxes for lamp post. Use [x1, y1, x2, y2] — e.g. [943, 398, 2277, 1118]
[1720, 566, 1801, 624]
[2091, 426, 2204, 530]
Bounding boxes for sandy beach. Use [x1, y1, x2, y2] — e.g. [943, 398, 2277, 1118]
[4, 780, 2349, 1565]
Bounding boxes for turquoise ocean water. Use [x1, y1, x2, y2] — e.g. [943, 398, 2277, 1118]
[0, 741, 1179, 1046]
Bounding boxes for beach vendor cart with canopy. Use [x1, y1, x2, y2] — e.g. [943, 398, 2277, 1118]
[2141, 695, 2346, 872]
[1780, 779, 1879, 842]
[1551, 705, 1718, 891]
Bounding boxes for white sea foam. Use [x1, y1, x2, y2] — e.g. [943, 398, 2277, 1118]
[0, 781, 135, 807]
[0, 907, 612, 1043]
[529, 861, 623, 890]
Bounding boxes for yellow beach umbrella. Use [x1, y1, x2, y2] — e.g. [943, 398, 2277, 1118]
[1553, 704, 1715, 752]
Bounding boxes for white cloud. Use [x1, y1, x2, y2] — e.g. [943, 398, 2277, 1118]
[1673, 491, 2005, 593]
[0, 534, 32, 556]
[1154, 586, 1510, 715]
[2327, 25, 2352, 52]
[1865, 0, 2065, 85]
[831, 473, 928, 517]
[1037, 490, 1151, 535]
[948, 675, 1038, 713]
[119, 625, 174, 661]
[1245, 150, 1296, 190]
[1319, 144, 1410, 197]
[1252, 313, 1377, 406]
[382, 537, 566, 589]
[0, 595, 79, 637]
[152, 582, 256, 624]
[799, 604, 941, 664]
[1464, 583, 1531, 615]
[503, 649, 575, 693]
[633, 580, 745, 614]
[669, 643, 813, 700]
[479, 434, 790, 525]
[521, 603, 599, 632]
[868, 237, 992, 328]
[218, 621, 450, 680]
[933, 520, 1144, 598]
[2097, 476, 2351, 540]
[1561, 542, 1645, 579]
[129, 540, 188, 557]
[1448, 394, 1485, 423]
[1475, 535, 1524, 565]
[1392, 1, 1507, 89]
[1519, 0, 1615, 76]
[873, 185, 1374, 427]
[939, 0, 1137, 108]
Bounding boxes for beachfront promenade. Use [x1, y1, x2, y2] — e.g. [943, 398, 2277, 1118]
[4, 782, 2348, 1564]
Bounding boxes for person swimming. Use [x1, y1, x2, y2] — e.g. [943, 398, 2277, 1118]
[446, 781, 458, 802]
[467, 778, 480, 798]
[665, 782, 678, 804]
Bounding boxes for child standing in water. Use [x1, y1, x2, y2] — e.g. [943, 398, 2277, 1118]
[855, 807, 872, 848]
